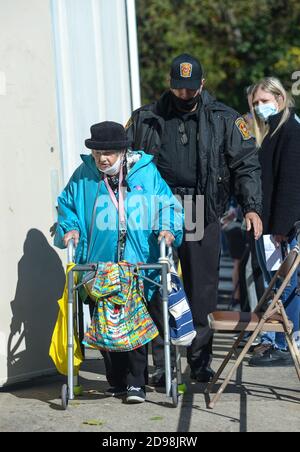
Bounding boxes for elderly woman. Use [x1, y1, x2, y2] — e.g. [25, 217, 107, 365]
[54, 121, 183, 403]
[248, 77, 300, 366]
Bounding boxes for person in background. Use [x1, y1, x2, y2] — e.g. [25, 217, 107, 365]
[221, 198, 247, 312]
[248, 77, 300, 366]
[235, 84, 265, 315]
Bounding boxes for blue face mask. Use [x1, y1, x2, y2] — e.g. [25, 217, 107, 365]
[255, 103, 278, 121]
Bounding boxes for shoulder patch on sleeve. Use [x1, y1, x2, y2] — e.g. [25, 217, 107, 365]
[125, 117, 133, 130]
[235, 117, 251, 140]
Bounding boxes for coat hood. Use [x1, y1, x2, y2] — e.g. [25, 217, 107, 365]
[80, 151, 154, 180]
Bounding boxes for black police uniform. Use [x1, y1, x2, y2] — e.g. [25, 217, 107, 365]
[126, 88, 262, 381]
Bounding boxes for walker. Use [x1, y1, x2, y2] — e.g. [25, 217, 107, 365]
[61, 238, 186, 409]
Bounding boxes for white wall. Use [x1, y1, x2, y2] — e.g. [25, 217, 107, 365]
[0, 0, 141, 386]
[0, 0, 64, 386]
[51, 0, 140, 184]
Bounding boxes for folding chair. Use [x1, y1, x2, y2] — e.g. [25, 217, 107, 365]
[206, 227, 300, 409]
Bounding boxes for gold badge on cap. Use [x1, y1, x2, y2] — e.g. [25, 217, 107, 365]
[180, 63, 193, 78]
[235, 117, 251, 140]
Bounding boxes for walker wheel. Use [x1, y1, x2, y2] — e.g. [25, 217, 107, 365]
[171, 381, 178, 407]
[61, 384, 69, 410]
[178, 383, 187, 394]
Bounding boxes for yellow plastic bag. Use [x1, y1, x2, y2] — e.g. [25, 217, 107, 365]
[49, 263, 83, 375]
[177, 260, 182, 279]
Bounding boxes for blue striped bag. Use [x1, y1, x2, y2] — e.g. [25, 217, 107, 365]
[168, 272, 196, 346]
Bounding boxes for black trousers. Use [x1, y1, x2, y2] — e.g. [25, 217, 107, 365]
[149, 222, 221, 371]
[109, 347, 147, 387]
[88, 301, 148, 387]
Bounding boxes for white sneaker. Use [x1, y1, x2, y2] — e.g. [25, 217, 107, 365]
[126, 386, 146, 403]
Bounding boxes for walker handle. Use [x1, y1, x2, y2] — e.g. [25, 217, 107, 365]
[159, 237, 173, 261]
[67, 239, 75, 264]
[160, 237, 167, 259]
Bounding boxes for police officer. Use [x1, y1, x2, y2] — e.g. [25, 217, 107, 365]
[126, 54, 263, 384]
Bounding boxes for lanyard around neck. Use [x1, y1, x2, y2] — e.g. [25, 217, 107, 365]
[103, 165, 126, 227]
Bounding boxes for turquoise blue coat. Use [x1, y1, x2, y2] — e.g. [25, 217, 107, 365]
[54, 152, 184, 300]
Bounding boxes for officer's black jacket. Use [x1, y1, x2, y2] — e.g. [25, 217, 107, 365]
[126, 90, 262, 225]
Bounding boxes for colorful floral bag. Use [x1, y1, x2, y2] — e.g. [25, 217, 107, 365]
[83, 262, 159, 352]
[85, 262, 122, 302]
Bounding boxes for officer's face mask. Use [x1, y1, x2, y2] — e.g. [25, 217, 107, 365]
[254, 103, 278, 121]
[171, 90, 201, 112]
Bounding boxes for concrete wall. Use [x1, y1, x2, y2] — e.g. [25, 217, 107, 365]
[0, 0, 65, 386]
[51, 0, 139, 184]
[0, 0, 140, 387]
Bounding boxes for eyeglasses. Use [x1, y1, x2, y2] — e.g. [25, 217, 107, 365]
[178, 122, 188, 145]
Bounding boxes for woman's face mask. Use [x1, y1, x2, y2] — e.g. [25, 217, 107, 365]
[92, 151, 124, 176]
[100, 155, 122, 176]
[255, 103, 278, 121]
[252, 87, 281, 122]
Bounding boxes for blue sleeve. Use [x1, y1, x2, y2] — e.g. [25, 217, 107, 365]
[151, 164, 184, 248]
[54, 172, 81, 249]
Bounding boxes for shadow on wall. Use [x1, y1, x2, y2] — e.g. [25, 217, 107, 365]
[6, 229, 65, 385]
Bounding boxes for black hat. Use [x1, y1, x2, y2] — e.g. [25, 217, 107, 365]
[85, 121, 132, 151]
[170, 53, 203, 90]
